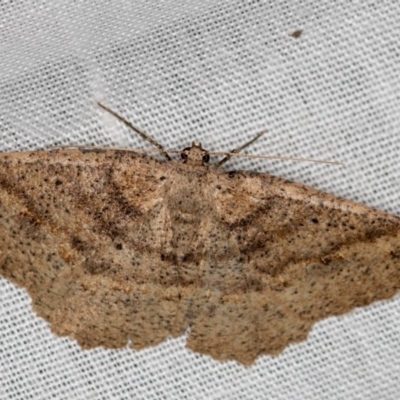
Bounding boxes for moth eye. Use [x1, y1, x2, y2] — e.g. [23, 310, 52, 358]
[202, 153, 210, 163]
[181, 151, 189, 161]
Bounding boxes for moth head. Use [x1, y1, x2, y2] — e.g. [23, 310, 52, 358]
[181, 142, 210, 166]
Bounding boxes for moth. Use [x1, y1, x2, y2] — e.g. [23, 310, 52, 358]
[0, 103, 399, 365]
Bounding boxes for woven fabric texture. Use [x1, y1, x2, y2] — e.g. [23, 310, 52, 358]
[1, 1, 400, 399]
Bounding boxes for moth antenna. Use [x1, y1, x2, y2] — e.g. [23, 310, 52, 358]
[209, 151, 344, 166]
[95, 110, 342, 166]
[214, 130, 342, 166]
[98, 102, 171, 161]
[114, 148, 343, 166]
[216, 130, 267, 168]
[123, 148, 182, 155]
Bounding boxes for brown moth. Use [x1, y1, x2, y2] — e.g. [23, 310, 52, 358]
[0, 105, 399, 365]
[291, 29, 303, 38]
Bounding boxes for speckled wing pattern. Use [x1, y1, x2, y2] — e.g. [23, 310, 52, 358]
[0, 148, 399, 365]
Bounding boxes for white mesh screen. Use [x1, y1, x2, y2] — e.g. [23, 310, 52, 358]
[1, 1, 400, 399]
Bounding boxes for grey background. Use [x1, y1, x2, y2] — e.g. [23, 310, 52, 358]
[1, 1, 400, 399]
